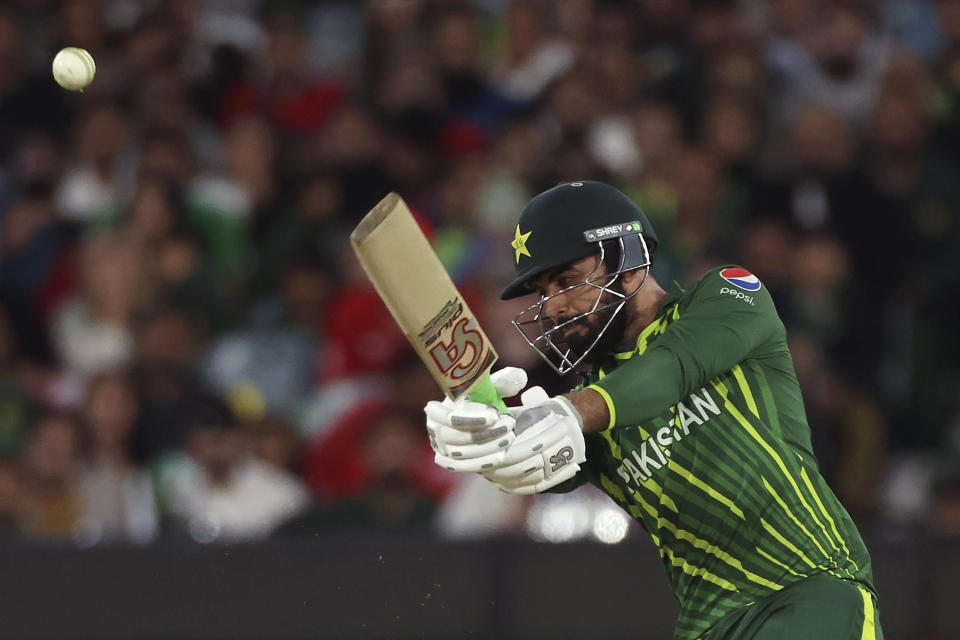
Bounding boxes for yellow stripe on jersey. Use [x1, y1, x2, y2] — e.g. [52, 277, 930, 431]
[800, 467, 857, 567]
[858, 586, 878, 640]
[630, 489, 660, 520]
[755, 547, 808, 579]
[598, 429, 622, 459]
[599, 474, 661, 542]
[600, 473, 669, 545]
[599, 473, 627, 502]
[628, 507, 660, 546]
[588, 384, 617, 431]
[666, 459, 747, 520]
[712, 380, 840, 557]
[748, 361, 781, 437]
[661, 546, 740, 592]
[656, 519, 784, 591]
[659, 492, 679, 514]
[628, 487, 665, 545]
[760, 518, 819, 569]
[624, 306, 676, 356]
[761, 476, 832, 562]
[732, 365, 760, 418]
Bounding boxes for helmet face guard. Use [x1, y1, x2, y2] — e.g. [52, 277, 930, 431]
[511, 232, 651, 375]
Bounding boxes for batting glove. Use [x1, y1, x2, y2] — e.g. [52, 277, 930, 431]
[424, 367, 528, 472]
[480, 386, 587, 495]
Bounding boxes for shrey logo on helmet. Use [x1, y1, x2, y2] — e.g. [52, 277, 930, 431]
[719, 267, 762, 292]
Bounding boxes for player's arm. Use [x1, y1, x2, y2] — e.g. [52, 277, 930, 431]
[565, 388, 612, 434]
[574, 266, 783, 431]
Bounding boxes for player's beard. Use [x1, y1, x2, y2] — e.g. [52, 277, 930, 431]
[553, 285, 632, 373]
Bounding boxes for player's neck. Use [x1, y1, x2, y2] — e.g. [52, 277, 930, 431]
[615, 275, 668, 352]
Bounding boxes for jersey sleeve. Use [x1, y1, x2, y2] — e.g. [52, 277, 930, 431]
[589, 266, 785, 427]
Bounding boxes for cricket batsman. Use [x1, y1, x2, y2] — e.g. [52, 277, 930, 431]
[424, 181, 882, 639]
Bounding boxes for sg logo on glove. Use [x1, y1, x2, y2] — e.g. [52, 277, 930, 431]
[550, 446, 575, 472]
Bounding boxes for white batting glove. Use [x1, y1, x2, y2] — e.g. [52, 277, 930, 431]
[481, 387, 586, 494]
[424, 367, 528, 473]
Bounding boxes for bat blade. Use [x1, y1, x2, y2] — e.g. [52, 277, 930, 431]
[350, 193, 501, 405]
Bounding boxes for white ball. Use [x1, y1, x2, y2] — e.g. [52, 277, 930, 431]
[52, 47, 96, 91]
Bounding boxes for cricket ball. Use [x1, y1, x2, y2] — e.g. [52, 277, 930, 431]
[52, 47, 96, 91]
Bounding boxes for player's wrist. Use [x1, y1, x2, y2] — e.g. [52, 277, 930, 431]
[566, 387, 611, 433]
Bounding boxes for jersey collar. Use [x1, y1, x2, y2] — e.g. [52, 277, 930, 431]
[612, 280, 685, 360]
[661, 280, 685, 308]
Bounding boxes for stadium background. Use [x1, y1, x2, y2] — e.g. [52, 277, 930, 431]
[0, 0, 959, 638]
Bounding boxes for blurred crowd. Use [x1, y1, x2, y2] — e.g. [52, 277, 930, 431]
[0, 0, 958, 546]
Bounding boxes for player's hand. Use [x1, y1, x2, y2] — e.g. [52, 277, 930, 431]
[481, 387, 587, 494]
[424, 367, 528, 472]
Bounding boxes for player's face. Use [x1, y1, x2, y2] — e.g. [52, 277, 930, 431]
[529, 255, 616, 349]
[514, 238, 650, 374]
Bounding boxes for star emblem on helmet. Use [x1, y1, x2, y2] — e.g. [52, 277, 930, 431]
[511, 225, 532, 263]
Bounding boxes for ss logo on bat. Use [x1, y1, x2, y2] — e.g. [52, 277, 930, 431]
[429, 317, 484, 382]
[550, 446, 574, 472]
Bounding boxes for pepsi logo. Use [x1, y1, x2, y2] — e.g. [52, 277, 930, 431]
[720, 267, 762, 292]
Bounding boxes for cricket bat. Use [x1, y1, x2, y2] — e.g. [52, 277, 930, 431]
[350, 193, 506, 410]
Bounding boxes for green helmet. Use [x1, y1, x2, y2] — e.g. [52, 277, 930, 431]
[500, 181, 658, 300]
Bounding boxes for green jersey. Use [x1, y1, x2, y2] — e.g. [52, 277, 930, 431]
[556, 265, 876, 640]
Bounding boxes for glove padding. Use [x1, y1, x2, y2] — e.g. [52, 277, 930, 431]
[480, 388, 586, 494]
[425, 367, 528, 472]
[424, 368, 587, 494]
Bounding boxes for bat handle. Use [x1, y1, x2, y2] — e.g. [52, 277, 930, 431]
[468, 374, 507, 412]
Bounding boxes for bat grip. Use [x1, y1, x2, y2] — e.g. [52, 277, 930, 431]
[468, 374, 507, 412]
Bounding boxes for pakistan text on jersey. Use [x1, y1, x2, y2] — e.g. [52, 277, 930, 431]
[616, 387, 722, 488]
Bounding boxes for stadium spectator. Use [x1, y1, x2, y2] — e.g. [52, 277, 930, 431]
[302, 354, 452, 502]
[202, 258, 329, 419]
[767, 0, 892, 124]
[76, 370, 158, 545]
[0, 183, 74, 320]
[0, 455, 26, 542]
[50, 230, 151, 399]
[157, 400, 309, 543]
[244, 414, 303, 475]
[492, 0, 575, 104]
[19, 411, 84, 541]
[0, 303, 38, 453]
[276, 407, 437, 535]
[130, 308, 212, 462]
[55, 102, 135, 224]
